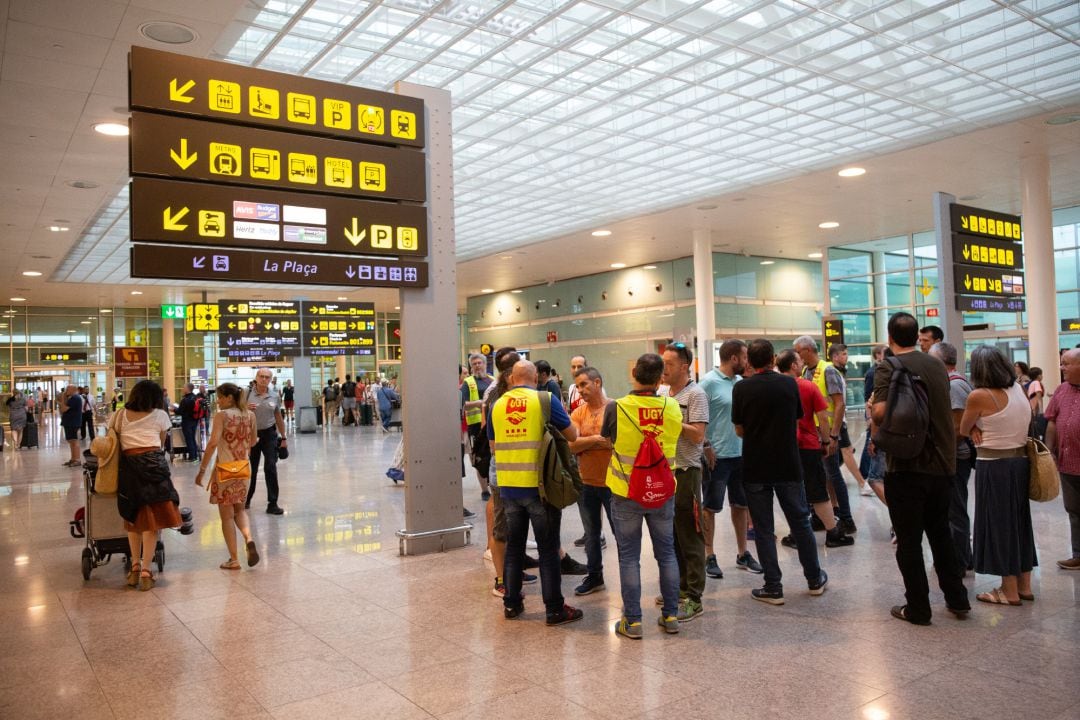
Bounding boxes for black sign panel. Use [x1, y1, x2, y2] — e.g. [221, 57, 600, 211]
[40, 352, 87, 362]
[218, 345, 294, 363]
[301, 302, 376, 356]
[952, 265, 1025, 298]
[956, 296, 1026, 313]
[1061, 318, 1080, 332]
[949, 203, 1022, 242]
[301, 300, 376, 318]
[219, 334, 302, 356]
[130, 113, 425, 201]
[822, 317, 844, 355]
[951, 233, 1023, 270]
[129, 46, 424, 148]
[131, 178, 426, 257]
[131, 244, 429, 288]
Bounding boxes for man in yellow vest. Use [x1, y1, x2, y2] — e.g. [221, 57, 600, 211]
[601, 353, 684, 639]
[462, 352, 495, 502]
[490, 360, 582, 625]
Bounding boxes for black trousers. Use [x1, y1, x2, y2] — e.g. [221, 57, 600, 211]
[247, 427, 280, 507]
[885, 471, 969, 622]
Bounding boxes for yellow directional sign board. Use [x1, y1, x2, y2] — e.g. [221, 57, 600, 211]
[949, 203, 1022, 242]
[131, 178, 426, 257]
[952, 266, 1025, 298]
[129, 47, 424, 148]
[951, 233, 1023, 270]
[822, 317, 844, 356]
[185, 303, 220, 332]
[129, 112, 425, 201]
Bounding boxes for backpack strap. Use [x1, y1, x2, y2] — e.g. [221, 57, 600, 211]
[539, 391, 552, 425]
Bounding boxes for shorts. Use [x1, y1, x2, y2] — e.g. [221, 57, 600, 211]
[799, 448, 829, 504]
[284, 400, 294, 409]
[63, 424, 79, 441]
[703, 456, 746, 512]
[341, 397, 356, 410]
[837, 423, 852, 449]
[490, 485, 507, 542]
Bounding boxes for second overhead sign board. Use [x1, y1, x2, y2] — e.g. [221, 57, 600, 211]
[949, 202, 1025, 311]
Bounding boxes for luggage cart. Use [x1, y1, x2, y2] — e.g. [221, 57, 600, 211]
[168, 415, 187, 464]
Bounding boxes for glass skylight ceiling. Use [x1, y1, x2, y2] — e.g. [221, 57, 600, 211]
[59, 0, 1080, 276]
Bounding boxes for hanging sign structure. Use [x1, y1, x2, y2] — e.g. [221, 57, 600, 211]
[949, 202, 1025, 311]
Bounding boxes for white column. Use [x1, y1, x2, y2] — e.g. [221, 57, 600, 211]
[1021, 154, 1060, 393]
[334, 356, 346, 382]
[693, 228, 716, 375]
[162, 319, 176, 399]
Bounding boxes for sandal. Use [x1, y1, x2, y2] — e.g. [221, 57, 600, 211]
[126, 562, 141, 588]
[1018, 592, 1035, 602]
[138, 568, 155, 592]
[976, 587, 1021, 606]
[245, 541, 260, 568]
[219, 559, 241, 570]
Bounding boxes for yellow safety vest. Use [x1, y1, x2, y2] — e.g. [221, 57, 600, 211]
[463, 374, 488, 425]
[806, 359, 835, 425]
[491, 387, 544, 489]
[606, 394, 683, 498]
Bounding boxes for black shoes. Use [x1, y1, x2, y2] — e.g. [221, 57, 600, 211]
[560, 554, 588, 575]
[839, 517, 857, 534]
[573, 534, 606, 548]
[825, 528, 854, 547]
[523, 554, 539, 569]
[266, 504, 284, 515]
[890, 605, 931, 625]
[463, 508, 477, 518]
[546, 604, 584, 626]
[808, 570, 828, 596]
[504, 602, 525, 619]
[810, 514, 826, 531]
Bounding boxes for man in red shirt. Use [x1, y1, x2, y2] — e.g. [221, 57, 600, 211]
[1047, 348, 1080, 570]
[777, 350, 853, 548]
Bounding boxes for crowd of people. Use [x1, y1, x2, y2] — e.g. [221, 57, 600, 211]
[468, 311, 1079, 634]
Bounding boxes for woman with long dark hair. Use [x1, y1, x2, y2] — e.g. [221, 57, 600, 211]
[114, 380, 181, 590]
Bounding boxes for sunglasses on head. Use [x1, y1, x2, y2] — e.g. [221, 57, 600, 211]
[669, 342, 691, 363]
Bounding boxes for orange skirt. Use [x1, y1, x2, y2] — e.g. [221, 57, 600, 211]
[124, 501, 182, 532]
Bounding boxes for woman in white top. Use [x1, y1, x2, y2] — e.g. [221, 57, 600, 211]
[1027, 367, 1047, 440]
[961, 346, 1036, 606]
[113, 380, 181, 591]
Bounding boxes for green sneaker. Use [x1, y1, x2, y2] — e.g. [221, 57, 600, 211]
[677, 598, 704, 623]
[614, 617, 643, 639]
[657, 614, 679, 634]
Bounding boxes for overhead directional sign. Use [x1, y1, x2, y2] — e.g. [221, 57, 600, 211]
[951, 233, 1023, 270]
[953, 265, 1025, 298]
[160, 304, 186, 319]
[301, 300, 375, 318]
[41, 352, 87, 362]
[950, 204, 1022, 242]
[1061, 318, 1080, 332]
[218, 300, 301, 334]
[131, 178, 425, 256]
[822, 317, 844, 356]
[219, 333, 302, 356]
[219, 345, 295, 363]
[129, 46, 424, 148]
[185, 303, 220, 331]
[130, 112, 426, 201]
[956, 296, 1026, 313]
[131, 245, 429, 288]
[300, 301, 376, 356]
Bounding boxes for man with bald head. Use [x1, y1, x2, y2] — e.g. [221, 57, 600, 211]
[1047, 348, 1080, 570]
[489, 359, 583, 625]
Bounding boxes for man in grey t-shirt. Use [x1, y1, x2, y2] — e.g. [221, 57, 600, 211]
[930, 342, 974, 572]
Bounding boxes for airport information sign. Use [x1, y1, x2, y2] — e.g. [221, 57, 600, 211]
[955, 296, 1026, 313]
[949, 202, 1025, 310]
[822, 317, 844, 356]
[300, 301, 376, 356]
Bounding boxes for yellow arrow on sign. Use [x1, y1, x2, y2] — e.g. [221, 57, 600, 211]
[918, 278, 933, 297]
[163, 206, 190, 231]
[170, 78, 195, 103]
[962, 246, 970, 260]
[169, 138, 197, 169]
[961, 216, 969, 230]
[964, 274, 972, 291]
[344, 218, 366, 246]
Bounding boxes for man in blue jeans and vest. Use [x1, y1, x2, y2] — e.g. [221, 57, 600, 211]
[489, 360, 582, 626]
[602, 353, 684, 638]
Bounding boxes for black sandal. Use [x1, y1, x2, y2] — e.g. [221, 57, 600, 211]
[891, 605, 931, 625]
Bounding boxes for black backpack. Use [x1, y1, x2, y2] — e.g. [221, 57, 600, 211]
[872, 356, 945, 468]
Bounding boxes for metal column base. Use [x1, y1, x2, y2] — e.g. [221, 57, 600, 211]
[395, 523, 472, 556]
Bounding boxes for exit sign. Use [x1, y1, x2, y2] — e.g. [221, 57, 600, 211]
[160, 304, 186, 319]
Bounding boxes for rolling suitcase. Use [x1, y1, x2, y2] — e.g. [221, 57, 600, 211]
[21, 419, 39, 449]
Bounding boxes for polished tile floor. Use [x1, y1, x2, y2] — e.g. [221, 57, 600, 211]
[1, 417, 1078, 720]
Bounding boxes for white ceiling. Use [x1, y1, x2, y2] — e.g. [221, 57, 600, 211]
[0, 0, 1079, 312]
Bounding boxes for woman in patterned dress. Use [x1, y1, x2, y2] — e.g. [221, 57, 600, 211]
[196, 383, 260, 569]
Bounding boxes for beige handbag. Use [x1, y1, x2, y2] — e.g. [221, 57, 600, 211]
[90, 413, 122, 495]
[1027, 436, 1060, 502]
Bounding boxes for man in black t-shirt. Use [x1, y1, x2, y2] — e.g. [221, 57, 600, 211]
[732, 339, 827, 606]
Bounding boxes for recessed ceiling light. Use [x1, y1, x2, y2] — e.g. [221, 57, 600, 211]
[499, 255, 514, 260]
[21, 271, 42, 277]
[481, 288, 494, 293]
[510, 289, 523, 294]
[819, 221, 840, 229]
[610, 263, 626, 269]
[591, 230, 612, 237]
[643, 265, 657, 269]
[49, 226, 69, 232]
[93, 122, 129, 137]
[336, 296, 347, 300]
[393, 306, 400, 310]
[130, 291, 143, 295]
[1045, 114, 1080, 126]
[760, 260, 775, 265]
[10, 297, 26, 302]
[696, 204, 718, 210]
[66, 329, 76, 333]
[67, 180, 99, 189]
[100, 309, 112, 313]
[838, 167, 866, 178]
[139, 21, 198, 44]
[80, 321, 91, 324]
[808, 252, 823, 259]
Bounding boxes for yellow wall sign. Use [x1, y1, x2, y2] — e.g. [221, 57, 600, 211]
[249, 86, 279, 119]
[186, 303, 220, 332]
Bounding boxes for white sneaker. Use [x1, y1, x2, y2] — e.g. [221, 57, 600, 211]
[860, 484, 875, 496]
[526, 540, 538, 550]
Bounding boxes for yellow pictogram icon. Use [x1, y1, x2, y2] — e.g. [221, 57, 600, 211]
[249, 147, 280, 180]
[359, 162, 386, 192]
[358, 104, 384, 134]
[170, 138, 197, 170]
[209, 80, 241, 114]
[163, 206, 190, 231]
[323, 99, 351, 130]
[397, 226, 418, 251]
[287, 152, 317, 184]
[344, 218, 366, 247]
[210, 143, 242, 176]
[287, 92, 316, 125]
[249, 86, 279, 119]
[370, 225, 392, 249]
[170, 78, 195, 104]
[199, 210, 226, 238]
[324, 157, 353, 188]
[390, 110, 416, 140]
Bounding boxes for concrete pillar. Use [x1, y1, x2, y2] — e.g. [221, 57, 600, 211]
[292, 356, 312, 411]
[692, 228, 715, 376]
[1021, 154, 1060, 393]
[162, 319, 176, 399]
[335, 356, 346, 383]
[871, 251, 890, 343]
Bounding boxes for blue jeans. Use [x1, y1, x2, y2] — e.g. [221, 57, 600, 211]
[181, 418, 199, 461]
[859, 429, 885, 480]
[823, 427, 853, 522]
[744, 482, 821, 591]
[246, 427, 280, 507]
[502, 493, 563, 614]
[579, 484, 612, 578]
[610, 495, 680, 622]
[948, 453, 974, 570]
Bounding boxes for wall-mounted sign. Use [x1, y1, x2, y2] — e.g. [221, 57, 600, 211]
[1061, 318, 1080, 332]
[822, 317, 844, 355]
[131, 178, 425, 257]
[951, 233, 1023, 270]
[952, 265, 1025, 298]
[131, 245, 429, 289]
[40, 352, 87, 362]
[927, 308, 940, 317]
[160, 304, 186, 319]
[949, 204, 1022, 242]
[956, 296, 1026, 313]
[129, 46, 424, 148]
[129, 113, 425, 201]
[114, 347, 148, 377]
[185, 303, 220, 331]
[546, 330, 558, 343]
